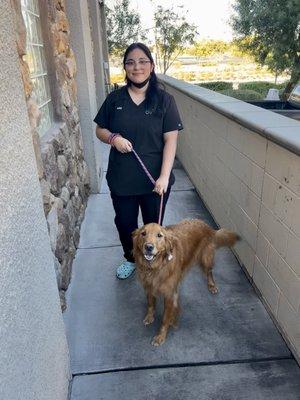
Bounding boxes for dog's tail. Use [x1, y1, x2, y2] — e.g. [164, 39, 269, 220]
[214, 228, 240, 248]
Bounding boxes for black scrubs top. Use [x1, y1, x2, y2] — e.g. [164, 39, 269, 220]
[94, 86, 183, 196]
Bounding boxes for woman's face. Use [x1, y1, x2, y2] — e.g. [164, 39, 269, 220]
[124, 48, 154, 84]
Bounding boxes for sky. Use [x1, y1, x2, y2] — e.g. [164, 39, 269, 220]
[107, 0, 236, 42]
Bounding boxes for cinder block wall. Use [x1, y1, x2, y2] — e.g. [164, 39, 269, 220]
[160, 75, 300, 363]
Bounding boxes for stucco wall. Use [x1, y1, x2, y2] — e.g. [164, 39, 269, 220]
[66, 0, 102, 193]
[160, 75, 300, 363]
[0, 2, 70, 399]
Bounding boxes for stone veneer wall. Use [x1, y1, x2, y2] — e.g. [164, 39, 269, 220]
[160, 75, 300, 363]
[12, 0, 90, 310]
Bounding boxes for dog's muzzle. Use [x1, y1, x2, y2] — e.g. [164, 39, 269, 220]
[144, 243, 156, 261]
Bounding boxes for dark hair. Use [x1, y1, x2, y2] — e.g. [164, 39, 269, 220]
[123, 43, 164, 115]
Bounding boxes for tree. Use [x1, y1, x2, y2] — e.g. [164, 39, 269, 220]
[105, 0, 146, 57]
[154, 5, 198, 74]
[231, 0, 300, 98]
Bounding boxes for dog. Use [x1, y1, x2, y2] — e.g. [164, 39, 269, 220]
[132, 219, 239, 346]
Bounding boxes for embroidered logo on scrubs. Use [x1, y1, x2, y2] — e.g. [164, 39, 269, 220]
[145, 108, 155, 115]
[116, 107, 123, 110]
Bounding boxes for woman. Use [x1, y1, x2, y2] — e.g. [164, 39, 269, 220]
[94, 43, 183, 279]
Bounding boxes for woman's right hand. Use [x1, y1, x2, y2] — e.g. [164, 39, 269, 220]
[113, 136, 133, 153]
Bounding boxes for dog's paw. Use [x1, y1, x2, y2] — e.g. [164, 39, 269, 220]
[151, 334, 166, 346]
[143, 314, 154, 325]
[208, 285, 218, 294]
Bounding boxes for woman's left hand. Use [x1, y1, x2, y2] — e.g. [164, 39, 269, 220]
[153, 175, 169, 196]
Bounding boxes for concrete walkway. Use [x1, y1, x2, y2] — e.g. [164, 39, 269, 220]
[64, 145, 300, 399]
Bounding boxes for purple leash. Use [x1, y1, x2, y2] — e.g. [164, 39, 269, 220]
[132, 149, 164, 226]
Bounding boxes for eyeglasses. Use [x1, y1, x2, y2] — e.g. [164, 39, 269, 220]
[124, 59, 151, 67]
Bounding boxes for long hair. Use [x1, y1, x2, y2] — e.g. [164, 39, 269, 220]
[123, 43, 164, 115]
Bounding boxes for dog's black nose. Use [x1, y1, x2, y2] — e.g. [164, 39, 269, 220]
[145, 243, 154, 252]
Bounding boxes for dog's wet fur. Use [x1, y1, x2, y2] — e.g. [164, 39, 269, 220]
[132, 219, 239, 346]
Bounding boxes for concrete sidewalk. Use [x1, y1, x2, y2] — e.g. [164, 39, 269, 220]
[64, 146, 300, 399]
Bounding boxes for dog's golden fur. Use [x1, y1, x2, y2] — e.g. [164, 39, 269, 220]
[132, 219, 239, 346]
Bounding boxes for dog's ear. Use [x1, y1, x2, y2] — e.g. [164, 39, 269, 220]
[164, 230, 174, 260]
[132, 227, 141, 257]
[132, 227, 144, 251]
[132, 227, 140, 239]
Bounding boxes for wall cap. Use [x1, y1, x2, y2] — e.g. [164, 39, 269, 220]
[159, 74, 300, 157]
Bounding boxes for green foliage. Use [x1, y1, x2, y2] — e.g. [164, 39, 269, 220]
[198, 81, 233, 91]
[154, 5, 198, 74]
[238, 81, 287, 96]
[190, 40, 230, 57]
[195, 81, 289, 100]
[185, 40, 254, 60]
[228, 39, 255, 60]
[105, 0, 146, 57]
[231, 0, 300, 97]
[220, 89, 263, 101]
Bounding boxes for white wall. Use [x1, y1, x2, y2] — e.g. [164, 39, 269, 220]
[0, 3, 70, 399]
[160, 75, 300, 363]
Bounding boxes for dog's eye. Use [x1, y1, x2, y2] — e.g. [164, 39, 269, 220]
[157, 233, 163, 238]
[141, 231, 146, 236]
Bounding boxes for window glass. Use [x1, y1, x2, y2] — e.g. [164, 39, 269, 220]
[21, 0, 53, 136]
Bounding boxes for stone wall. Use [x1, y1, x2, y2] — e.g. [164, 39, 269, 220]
[12, 0, 90, 310]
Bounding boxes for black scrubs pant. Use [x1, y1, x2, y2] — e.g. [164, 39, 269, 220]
[111, 188, 171, 262]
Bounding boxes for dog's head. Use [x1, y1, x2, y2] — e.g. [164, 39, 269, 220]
[132, 223, 173, 264]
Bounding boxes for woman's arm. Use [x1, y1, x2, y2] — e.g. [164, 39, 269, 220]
[154, 130, 178, 195]
[95, 126, 112, 144]
[95, 125, 132, 153]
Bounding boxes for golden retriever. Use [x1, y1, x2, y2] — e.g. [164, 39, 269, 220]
[132, 219, 239, 346]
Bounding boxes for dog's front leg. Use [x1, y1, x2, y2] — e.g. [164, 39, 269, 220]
[151, 296, 174, 346]
[143, 291, 156, 325]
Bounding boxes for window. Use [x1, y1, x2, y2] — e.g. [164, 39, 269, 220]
[21, 0, 53, 136]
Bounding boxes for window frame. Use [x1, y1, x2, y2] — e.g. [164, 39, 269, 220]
[21, 0, 62, 137]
